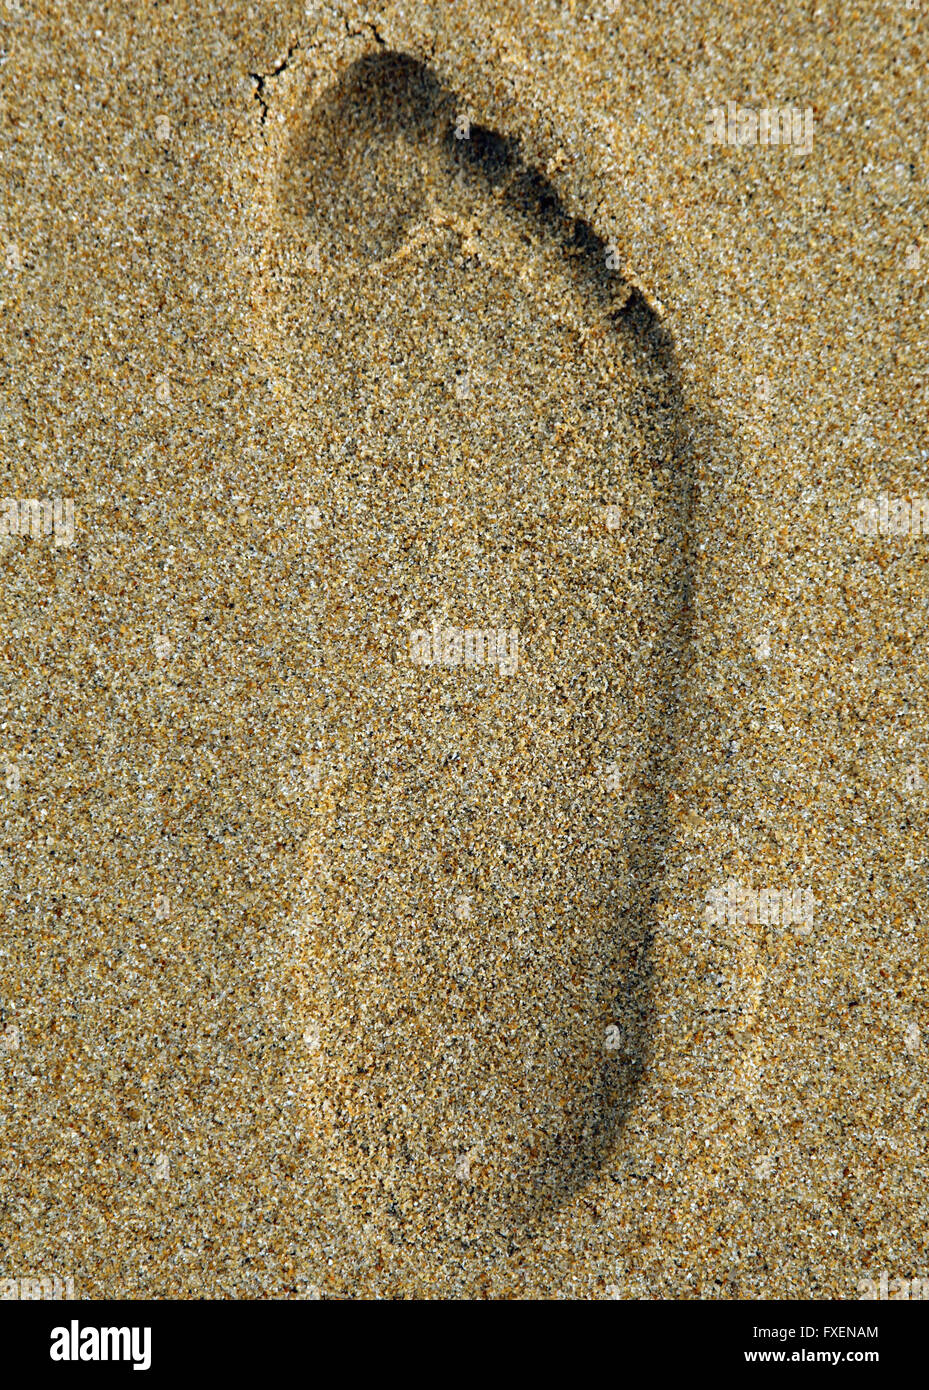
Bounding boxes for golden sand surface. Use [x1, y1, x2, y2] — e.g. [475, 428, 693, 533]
[0, 0, 926, 1298]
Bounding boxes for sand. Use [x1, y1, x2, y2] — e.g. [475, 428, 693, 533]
[0, 0, 925, 1299]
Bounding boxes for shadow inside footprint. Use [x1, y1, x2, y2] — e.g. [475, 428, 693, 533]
[279, 54, 445, 267]
[266, 51, 694, 1249]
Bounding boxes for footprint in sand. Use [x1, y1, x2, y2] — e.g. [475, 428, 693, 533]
[248, 50, 700, 1243]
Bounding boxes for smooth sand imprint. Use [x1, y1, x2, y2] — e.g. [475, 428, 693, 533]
[253, 52, 698, 1246]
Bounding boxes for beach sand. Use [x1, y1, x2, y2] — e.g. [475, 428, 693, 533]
[0, 0, 925, 1298]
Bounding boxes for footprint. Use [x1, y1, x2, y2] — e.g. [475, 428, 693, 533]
[254, 51, 692, 1247]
